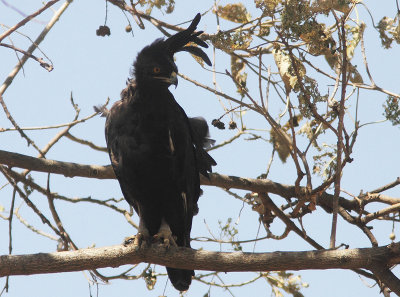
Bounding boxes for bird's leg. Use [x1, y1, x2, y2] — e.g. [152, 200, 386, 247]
[153, 218, 177, 248]
[124, 216, 150, 248]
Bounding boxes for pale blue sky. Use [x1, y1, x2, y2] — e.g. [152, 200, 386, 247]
[1, 1, 400, 297]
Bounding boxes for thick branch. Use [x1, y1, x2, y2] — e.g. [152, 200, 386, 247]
[0, 149, 362, 212]
[370, 264, 400, 295]
[0, 150, 113, 179]
[1, 150, 399, 292]
[1, 243, 400, 285]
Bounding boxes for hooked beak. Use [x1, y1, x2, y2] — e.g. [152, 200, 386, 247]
[169, 71, 178, 88]
[155, 71, 178, 88]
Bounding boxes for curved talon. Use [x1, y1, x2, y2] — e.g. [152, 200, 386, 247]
[149, 219, 178, 247]
[134, 232, 144, 246]
[123, 233, 148, 248]
[153, 232, 178, 247]
[123, 235, 136, 246]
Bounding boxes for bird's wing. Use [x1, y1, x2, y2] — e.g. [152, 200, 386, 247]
[104, 99, 143, 214]
[168, 100, 201, 214]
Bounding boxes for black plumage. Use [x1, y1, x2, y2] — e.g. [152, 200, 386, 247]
[104, 14, 216, 291]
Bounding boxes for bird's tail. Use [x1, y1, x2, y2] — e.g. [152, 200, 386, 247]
[166, 267, 194, 291]
[188, 117, 217, 178]
[195, 146, 217, 178]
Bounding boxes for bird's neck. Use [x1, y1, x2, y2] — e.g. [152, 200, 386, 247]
[133, 84, 174, 104]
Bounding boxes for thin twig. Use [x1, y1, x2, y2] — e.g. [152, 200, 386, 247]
[330, 15, 348, 249]
[8, 189, 16, 255]
[0, 166, 62, 237]
[207, 131, 244, 151]
[0, 95, 45, 156]
[0, 0, 60, 42]
[65, 132, 107, 152]
[0, 0, 72, 96]
[370, 177, 400, 194]
[13, 209, 58, 241]
[362, 203, 400, 224]
[0, 43, 53, 71]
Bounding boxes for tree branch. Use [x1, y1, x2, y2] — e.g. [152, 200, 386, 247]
[1, 242, 400, 294]
[0, 149, 113, 179]
[370, 264, 400, 295]
[0, 43, 53, 71]
[0, 0, 72, 96]
[0, 0, 60, 42]
[0, 149, 364, 212]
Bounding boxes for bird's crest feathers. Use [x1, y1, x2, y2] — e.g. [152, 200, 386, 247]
[164, 13, 211, 66]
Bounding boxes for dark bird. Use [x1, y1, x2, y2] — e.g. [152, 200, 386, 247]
[103, 13, 216, 291]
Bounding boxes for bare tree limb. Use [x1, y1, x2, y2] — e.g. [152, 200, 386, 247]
[0, 0, 60, 42]
[65, 132, 107, 152]
[1, 242, 400, 294]
[370, 177, 400, 194]
[0, 43, 53, 71]
[330, 15, 349, 249]
[0, 96, 45, 155]
[370, 264, 400, 296]
[0, 0, 72, 96]
[1, 148, 399, 244]
[362, 203, 400, 224]
[0, 149, 371, 213]
[0, 150, 113, 179]
[0, 167, 62, 237]
[259, 194, 323, 249]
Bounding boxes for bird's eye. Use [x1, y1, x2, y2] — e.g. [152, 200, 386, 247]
[153, 67, 161, 74]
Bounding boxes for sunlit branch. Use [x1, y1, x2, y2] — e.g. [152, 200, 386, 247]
[1, 242, 400, 295]
[0, 149, 388, 217]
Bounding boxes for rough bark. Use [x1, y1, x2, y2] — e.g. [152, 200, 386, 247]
[1, 243, 400, 277]
[2, 149, 400, 293]
[0, 149, 358, 212]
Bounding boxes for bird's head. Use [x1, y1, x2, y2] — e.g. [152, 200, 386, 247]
[132, 13, 211, 90]
[133, 40, 179, 88]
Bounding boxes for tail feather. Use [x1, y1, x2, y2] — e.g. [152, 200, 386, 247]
[196, 146, 217, 178]
[166, 267, 194, 291]
[189, 117, 217, 178]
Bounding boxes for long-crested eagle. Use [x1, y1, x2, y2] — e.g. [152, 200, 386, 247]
[103, 13, 216, 291]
